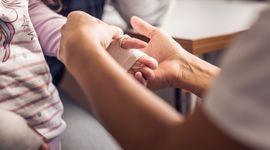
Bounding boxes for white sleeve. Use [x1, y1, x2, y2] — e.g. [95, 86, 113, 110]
[112, 0, 171, 26]
[203, 8, 270, 150]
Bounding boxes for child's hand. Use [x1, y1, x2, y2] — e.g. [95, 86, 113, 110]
[119, 35, 158, 86]
[107, 35, 158, 86]
[128, 55, 158, 86]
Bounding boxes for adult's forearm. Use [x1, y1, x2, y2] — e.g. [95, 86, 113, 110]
[175, 52, 220, 97]
[63, 45, 183, 149]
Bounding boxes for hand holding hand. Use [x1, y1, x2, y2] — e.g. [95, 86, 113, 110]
[130, 16, 188, 89]
[59, 11, 148, 65]
[130, 17, 220, 96]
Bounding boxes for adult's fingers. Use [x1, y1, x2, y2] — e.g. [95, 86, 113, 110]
[121, 37, 148, 49]
[130, 16, 156, 38]
[108, 25, 124, 39]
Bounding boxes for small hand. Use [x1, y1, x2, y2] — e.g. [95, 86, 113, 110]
[128, 55, 158, 86]
[109, 35, 158, 86]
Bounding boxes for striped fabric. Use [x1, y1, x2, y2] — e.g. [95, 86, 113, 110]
[0, 0, 66, 139]
[45, 0, 106, 86]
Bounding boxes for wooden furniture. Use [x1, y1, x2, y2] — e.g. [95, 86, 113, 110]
[160, 0, 269, 113]
[161, 0, 268, 54]
[104, 0, 268, 54]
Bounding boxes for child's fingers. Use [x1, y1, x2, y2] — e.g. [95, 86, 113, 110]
[135, 72, 147, 86]
[138, 56, 158, 70]
[140, 67, 155, 82]
[130, 58, 156, 82]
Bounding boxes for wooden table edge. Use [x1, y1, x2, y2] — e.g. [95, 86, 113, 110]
[174, 31, 245, 54]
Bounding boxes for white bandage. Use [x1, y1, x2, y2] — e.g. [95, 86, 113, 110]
[107, 37, 146, 71]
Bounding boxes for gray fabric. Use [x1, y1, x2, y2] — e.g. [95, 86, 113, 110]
[203, 7, 270, 150]
[0, 109, 42, 150]
[60, 90, 121, 150]
[112, 0, 172, 26]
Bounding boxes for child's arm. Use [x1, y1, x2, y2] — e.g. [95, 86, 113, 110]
[28, 1, 157, 82]
[28, 0, 66, 58]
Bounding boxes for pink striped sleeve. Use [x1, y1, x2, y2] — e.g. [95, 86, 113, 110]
[28, 0, 66, 58]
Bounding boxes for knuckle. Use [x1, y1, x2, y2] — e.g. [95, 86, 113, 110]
[67, 11, 85, 20]
[148, 28, 158, 38]
[61, 24, 66, 32]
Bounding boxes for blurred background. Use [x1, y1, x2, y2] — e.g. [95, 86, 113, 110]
[101, 0, 269, 113]
[58, 0, 269, 149]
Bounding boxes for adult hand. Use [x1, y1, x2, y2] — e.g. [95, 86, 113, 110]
[59, 11, 148, 64]
[131, 16, 189, 89]
[59, 11, 123, 63]
[131, 17, 220, 97]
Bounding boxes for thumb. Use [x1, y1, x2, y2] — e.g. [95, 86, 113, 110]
[130, 16, 156, 38]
